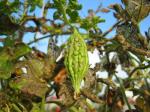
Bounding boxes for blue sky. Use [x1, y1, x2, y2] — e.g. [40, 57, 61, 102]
[79, 0, 150, 36]
[23, 0, 150, 52]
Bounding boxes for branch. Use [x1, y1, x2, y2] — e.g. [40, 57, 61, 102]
[21, 16, 52, 26]
[101, 20, 122, 37]
[27, 31, 72, 45]
[81, 89, 105, 104]
[0, 38, 5, 42]
[115, 75, 132, 111]
[44, 3, 55, 9]
[46, 99, 64, 106]
[23, 26, 39, 32]
[116, 35, 150, 57]
[129, 64, 150, 77]
[124, 64, 150, 88]
[59, 1, 70, 25]
[97, 78, 117, 89]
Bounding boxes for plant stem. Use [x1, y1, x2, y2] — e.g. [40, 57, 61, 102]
[59, 1, 73, 28]
[115, 75, 132, 111]
[27, 31, 71, 45]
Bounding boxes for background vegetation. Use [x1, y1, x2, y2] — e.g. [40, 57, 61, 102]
[0, 0, 150, 112]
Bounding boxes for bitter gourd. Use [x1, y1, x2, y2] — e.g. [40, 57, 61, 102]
[64, 29, 89, 95]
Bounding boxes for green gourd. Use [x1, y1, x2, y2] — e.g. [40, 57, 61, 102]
[64, 29, 89, 95]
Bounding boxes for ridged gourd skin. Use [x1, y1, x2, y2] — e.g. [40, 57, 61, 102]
[64, 29, 89, 94]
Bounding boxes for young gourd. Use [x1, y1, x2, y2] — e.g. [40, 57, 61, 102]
[64, 29, 89, 96]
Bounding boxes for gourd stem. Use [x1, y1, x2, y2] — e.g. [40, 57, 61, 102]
[59, 1, 74, 29]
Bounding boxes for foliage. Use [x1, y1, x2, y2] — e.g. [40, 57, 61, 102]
[0, 0, 150, 112]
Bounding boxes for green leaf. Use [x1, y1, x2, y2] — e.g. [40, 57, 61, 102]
[12, 103, 22, 112]
[105, 40, 120, 52]
[8, 0, 20, 13]
[67, 9, 79, 22]
[0, 60, 13, 79]
[9, 78, 27, 90]
[92, 17, 105, 25]
[0, 0, 20, 14]
[53, 0, 64, 10]
[80, 19, 92, 30]
[0, 51, 13, 79]
[12, 43, 31, 60]
[80, 17, 105, 30]
[68, 1, 82, 10]
[31, 103, 41, 112]
[53, 11, 61, 20]
[0, 47, 3, 52]
[28, 0, 43, 12]
[27, 59, 44, 78]
[0, 43, 30, 79]
[3, 37, 15, 47]
[36, 0, 43, 8]
[60, 0, 67, 5]
[29, 6, 35, 12]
